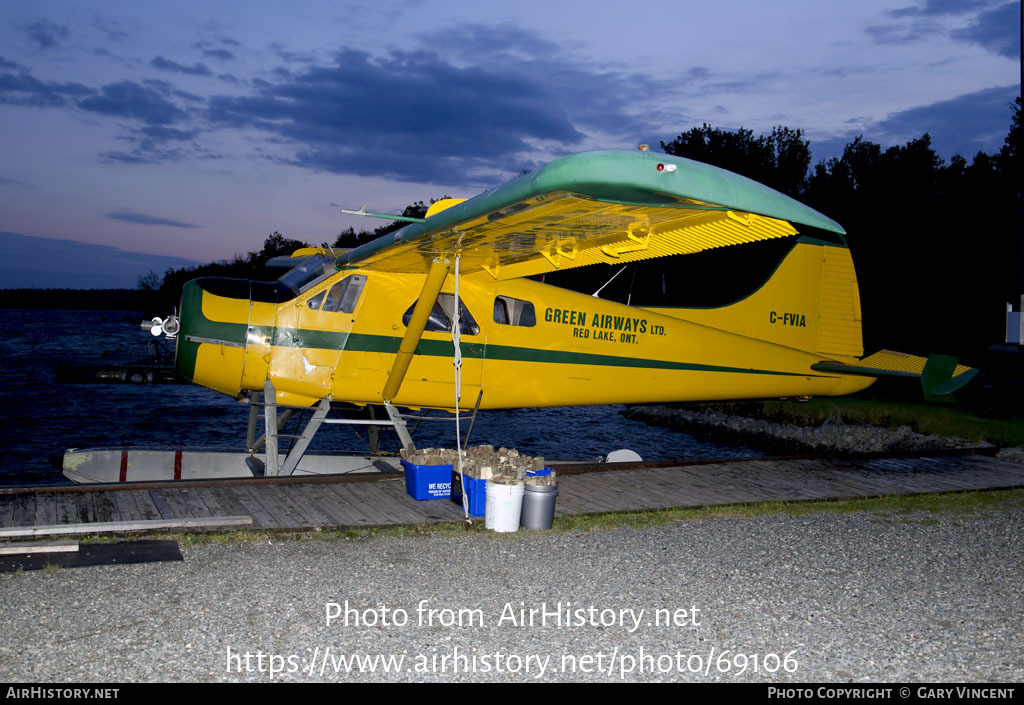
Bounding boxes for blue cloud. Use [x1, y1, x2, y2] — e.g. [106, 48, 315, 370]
[813, 85, 1019, 163]
[138, 126, 199, 142]
[419, 24, 671, 138]
[78, 81, 185, 125]
[92, 16, 128, 43]
[98, 151, 154, 165]
[104, 210, 198, 228]
[865, 21, 943, 44]
[0, 70, 94, 108]
[203, 25, 680, 185]
[952, 2, 1021, 58]
[25, 19, 68, 49]
[202, 49, 234, 61]
[207, 46, 586, 184]
[870, 0, 1019, 57]
[150, 56, 213, 77]
[888, 0, 1000, 18]
[873, 85, 1019, 157]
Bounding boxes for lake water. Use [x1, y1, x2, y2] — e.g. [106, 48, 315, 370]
[0, 308, 758, 485]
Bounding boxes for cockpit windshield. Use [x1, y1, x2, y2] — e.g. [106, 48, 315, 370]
[277, 254, 336, 295]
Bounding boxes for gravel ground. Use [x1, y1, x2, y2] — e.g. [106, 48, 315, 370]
[1, 502, 1021, 683]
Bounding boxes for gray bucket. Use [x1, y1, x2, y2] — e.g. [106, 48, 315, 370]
[520, 483, 559, 530]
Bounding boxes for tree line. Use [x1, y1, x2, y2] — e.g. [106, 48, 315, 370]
[143, 98, 1021, 360]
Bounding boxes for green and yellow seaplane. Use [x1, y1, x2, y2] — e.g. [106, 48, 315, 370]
[63, 148, 976, 482]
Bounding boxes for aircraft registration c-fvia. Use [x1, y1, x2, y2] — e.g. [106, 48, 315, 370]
[172, 149, 977, 426]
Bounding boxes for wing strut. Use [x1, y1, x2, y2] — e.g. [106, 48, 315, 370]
[381, 257, 451, 402]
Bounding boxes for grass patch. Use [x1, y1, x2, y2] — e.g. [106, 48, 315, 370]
[551, 488, 1023, 532]
[72, 488, 1023, 545]
[717, 397, 1024, 448]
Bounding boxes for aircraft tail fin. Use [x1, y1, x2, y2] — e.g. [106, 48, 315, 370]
[811, 350, 978, 403]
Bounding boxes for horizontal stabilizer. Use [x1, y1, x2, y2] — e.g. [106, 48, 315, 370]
[811, 350, 978, 403]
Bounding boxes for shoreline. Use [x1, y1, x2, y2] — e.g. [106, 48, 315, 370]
[623, 404, 1024, 463]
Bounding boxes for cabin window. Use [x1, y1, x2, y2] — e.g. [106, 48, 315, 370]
[402, 293, 480, 335]
[323, 274, 367, 313]
[306, 291, 326, 310]
[493, 296, 536, 327]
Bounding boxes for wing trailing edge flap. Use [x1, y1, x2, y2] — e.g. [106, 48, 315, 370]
[811, 350, 978, 403]
[343, 194, 800, 281]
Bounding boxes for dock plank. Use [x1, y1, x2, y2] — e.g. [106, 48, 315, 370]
[147, 490, 177, 520]
[382, 483, 457, 522]
[254, 485, 322, 528]
[158, 489, 198, 520]
[10, 495, 35, 528]
[35, 493, 57, 527]
[287, 485, 355, 526]
[192, 488, 230, 519]
[0, 497, 14, 528]
[396, 491, 464, 522]
[246, 487, 308, 529]
[320, 484, 383, 526]
[228, 486, 284, 529]
[92, 492, 121, 523]
[205, 488, 252, 525]
[645, 468, 725, 506]
[357, 483, 427, 524]
[130, 490, 163, 521]
[73, 493, 96, 524]
[54, 494, 78, 525]
[4, 453, 1020, 534]
[555, 478, 614, 514]
[566, 472, 636, 509]
[176, 488, 215, 518]
[110, 491, 143, 523]
[328, 484, 396, 526]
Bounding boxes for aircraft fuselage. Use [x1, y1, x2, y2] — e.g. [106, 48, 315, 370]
[176, 239, 873, 410]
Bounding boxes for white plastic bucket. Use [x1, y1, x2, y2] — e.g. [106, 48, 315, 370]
[485, 480, 525, 533]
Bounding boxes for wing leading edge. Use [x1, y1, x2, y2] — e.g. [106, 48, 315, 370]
[337, 149, 845, 280]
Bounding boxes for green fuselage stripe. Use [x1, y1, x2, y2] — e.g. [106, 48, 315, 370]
[184, 292, 832, 380]
[358, 334, 826, 377]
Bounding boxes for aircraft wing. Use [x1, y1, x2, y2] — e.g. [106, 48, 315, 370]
[337, 149, 845, 280]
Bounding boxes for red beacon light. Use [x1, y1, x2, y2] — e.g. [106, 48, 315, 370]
[656, 162, 677, 173]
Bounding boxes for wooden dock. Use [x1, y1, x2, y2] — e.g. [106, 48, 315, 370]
[2, 451, 1022, 534]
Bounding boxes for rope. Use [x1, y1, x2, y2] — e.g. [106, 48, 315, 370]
[451, 255, 469, 522]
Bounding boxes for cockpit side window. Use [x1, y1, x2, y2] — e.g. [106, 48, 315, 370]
[306, 291, 326, 310]
[402, 293, 480, 335]
[322, 274, 367, 313]
[493, 296, 536, 327]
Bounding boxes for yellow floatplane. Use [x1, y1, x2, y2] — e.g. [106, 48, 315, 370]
[64, 149, 976, 482]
